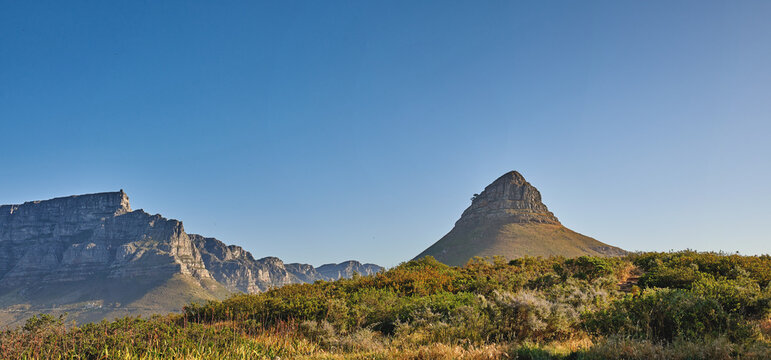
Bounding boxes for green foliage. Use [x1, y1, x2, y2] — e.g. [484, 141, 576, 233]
[691, 275, 769, 317]
[559, 256, 615, 281]
[3, 252, 771, 359]
[585, 288, 752, 342]
[638, 263, 703, 289]
[22, 313, 67, 333]
[633, 251, 771, 288]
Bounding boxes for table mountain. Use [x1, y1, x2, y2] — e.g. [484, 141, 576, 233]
[414, 171, 625, 266]
[0, 191, 381, 327]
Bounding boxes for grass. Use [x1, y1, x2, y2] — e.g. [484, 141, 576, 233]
[417, 222, 623, 266]
[2, 251, 771, 359]
[0, 274, 229, 328]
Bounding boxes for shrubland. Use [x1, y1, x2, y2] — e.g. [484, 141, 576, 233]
[2, 251, 771, 359]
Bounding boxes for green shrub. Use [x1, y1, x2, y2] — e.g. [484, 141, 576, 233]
[8, 251, 771, 359]
[558, 256, 615, 282]
[691, 276, 766, 317]
[638, 264, 703, 289]
[585, 288, 752, 342]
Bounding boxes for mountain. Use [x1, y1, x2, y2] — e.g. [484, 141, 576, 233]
[191, 235, 381, 293]
[315, 261, 383, 280]
[415, 171, 625, 266]
[0, 191, 381, 327]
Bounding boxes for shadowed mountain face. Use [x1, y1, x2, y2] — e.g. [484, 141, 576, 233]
[415, 171, 625, 266]
[0, 191, 381, 327]
[190, 235, 382, 293]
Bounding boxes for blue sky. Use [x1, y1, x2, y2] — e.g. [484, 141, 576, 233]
[1, 1, 770, 267]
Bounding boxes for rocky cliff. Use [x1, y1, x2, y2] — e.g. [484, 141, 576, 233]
[0, 191, 210, 285]
[0, 191, 382, 326]
[457, 171, 560, 226]
[192, 235, 383, 292]
[415, 171, 625, 266]
[316, 261, 382, 280]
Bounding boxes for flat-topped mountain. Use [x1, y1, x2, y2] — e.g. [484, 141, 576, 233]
[415, 171, 625, 266]
[0, 191, 382, 326]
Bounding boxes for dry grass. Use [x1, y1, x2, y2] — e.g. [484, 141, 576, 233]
[397, 343, 507, 360]
[760, 318, 771, 340]
[418, 222, 622, 267]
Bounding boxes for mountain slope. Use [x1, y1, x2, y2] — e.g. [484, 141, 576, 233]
[191, 235, 384, 293]
[415, 171, 625, 266]
[0, 191, 229, 326]
[0, 191, 381, 326]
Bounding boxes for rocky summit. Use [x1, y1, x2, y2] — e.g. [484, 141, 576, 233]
[0, 191, 382, 327]
[414, 171, 625, 266]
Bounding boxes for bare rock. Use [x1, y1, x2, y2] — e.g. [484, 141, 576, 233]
[0, 190, 383, 326]
[415, 171, 626, 266]
[458, 171, 560, 226]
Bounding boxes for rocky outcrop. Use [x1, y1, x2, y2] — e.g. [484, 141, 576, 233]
[316, 261, 383, 280]
[192, 235, 384, 293]
[191, 235, 295, 293]
[284, 263, 321, 283]
[415, 171, 626, 266]
[458, 171, 560, 226]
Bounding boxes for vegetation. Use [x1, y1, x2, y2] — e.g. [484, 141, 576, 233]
[2, 251, 771, 359]
[417, 222, 625, 267]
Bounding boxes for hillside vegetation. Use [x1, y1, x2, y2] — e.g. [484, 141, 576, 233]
[417, 222, 623, 266]
[3, 251, 771, 359]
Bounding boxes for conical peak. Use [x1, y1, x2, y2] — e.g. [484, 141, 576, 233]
[414, 171, 626, 265]
[458, 171, 560, 225]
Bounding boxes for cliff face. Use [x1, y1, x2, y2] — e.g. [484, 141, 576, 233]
[0, 191, 210, 285]
[0, 191, 382, 326]
[192, 235, 384, 293]
[316, 261, 383, 280]
[458, 171, 560, 226]
[415, 171, 626, 266]
[191, 235, 293, 293]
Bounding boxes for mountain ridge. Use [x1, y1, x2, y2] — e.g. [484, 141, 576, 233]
[0, 191, 382, 326]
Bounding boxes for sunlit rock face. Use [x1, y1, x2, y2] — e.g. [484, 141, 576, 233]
[0, 191, 211, 285]
[415, 171, 626, 266]
[315, 261, 383, 280]
[192, 235, 384, 293]
[457, 171, 560, 226]
[0, 190, 383, 326]
[0, 191, 384, 293]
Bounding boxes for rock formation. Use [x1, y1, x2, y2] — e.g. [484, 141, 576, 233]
[0, 191, 382, 327]
[414, 171, 625, 266]
[315, 261, 382, 280]
[192, 235, 382, 292]
[455, 171, 560, 226]
[0, 191, 210, 285]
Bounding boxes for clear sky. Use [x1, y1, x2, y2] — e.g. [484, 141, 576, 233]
[1, 1, 770, 267]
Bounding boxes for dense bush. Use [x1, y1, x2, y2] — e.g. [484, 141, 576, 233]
[633, 251, 771, 288]
[3, 252, 771, 359]
[584, 288, 751, 342]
